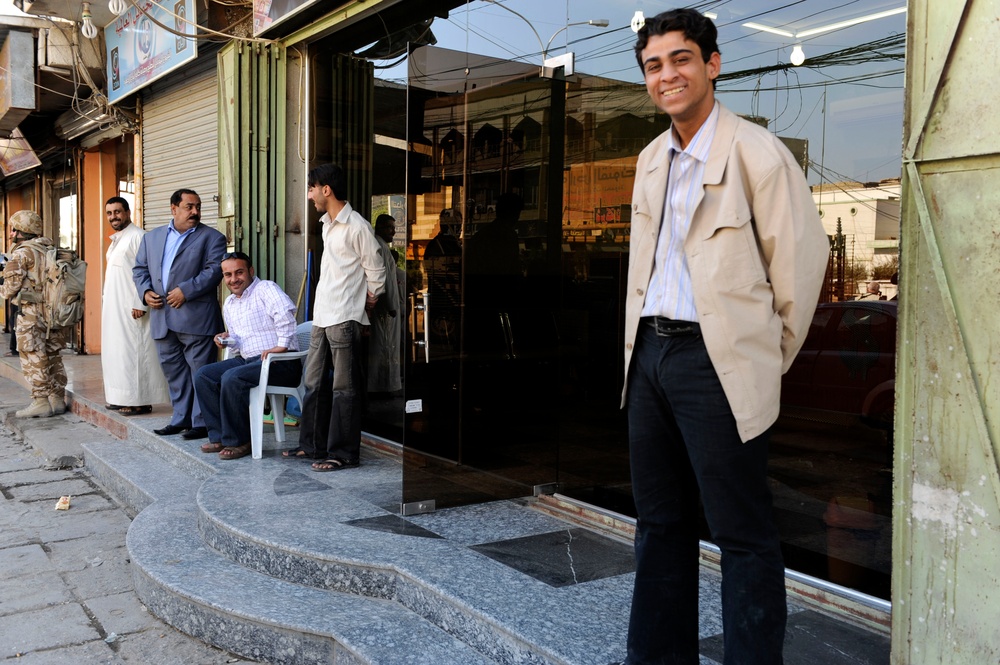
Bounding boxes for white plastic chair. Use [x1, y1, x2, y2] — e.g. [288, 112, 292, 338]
[226, 321, 313, 459]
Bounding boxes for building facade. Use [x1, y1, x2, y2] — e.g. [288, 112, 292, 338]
[7, 0, 998, 660]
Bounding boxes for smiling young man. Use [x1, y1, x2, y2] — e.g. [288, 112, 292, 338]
[620, 9, 830, 665]
[193, 252, 300, 460]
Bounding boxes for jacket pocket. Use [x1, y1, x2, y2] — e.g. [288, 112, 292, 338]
[700, 208, 766, 290]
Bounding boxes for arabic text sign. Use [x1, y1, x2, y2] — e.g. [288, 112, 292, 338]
[0, 128, 42, 177]
[106, 0, 198, 104]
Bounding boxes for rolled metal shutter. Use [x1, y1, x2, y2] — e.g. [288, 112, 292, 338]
[140, 58, 219, 230]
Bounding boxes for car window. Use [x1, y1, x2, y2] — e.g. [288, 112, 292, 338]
[801, 307, 835, 350]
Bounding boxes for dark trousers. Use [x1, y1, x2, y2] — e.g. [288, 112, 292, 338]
[195, 355, 302, 447]
[625, 324, 786, 665]
[156, 330, 216, 429]
[299, 321, 364, 462]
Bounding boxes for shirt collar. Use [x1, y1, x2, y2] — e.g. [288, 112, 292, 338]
[667, 101, 720, 164]
[235, 276, 260, 300]
[321, 201, 354, 224]
[168, 220, 198, 236]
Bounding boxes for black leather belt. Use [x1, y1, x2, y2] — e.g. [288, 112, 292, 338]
[642, 316, 701, 337]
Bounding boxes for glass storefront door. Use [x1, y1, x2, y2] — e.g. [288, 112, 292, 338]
[357, 0, 903, 601]
[401, 46, 566, 509]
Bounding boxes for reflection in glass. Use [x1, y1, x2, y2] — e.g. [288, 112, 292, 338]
[364, 0, 905, 600]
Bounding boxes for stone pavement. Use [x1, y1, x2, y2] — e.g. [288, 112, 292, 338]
[0, 342, 892, 665]
[0, 376, 252, 664]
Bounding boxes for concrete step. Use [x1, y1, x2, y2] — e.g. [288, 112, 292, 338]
[130, 497, 499, 665]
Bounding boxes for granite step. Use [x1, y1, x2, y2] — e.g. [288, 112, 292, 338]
[83, 437, 201, 516]
[130, 497, 500, 665]
[194, 460, 630, 665]
[84, 437, 500, 665]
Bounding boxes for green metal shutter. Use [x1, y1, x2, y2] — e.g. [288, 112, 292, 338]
[217, 42, 287, 286]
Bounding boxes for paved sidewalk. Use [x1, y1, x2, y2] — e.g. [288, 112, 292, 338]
[0, 376, 253, 664]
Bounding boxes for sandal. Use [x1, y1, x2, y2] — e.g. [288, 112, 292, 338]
[219, 444, 252, 460]
[200, 442, 224, 454]
[281, 447, 315, 459]
[105, 404, 124, 411]
[119, 405, 152, 416]
[311, 458, 359, 472]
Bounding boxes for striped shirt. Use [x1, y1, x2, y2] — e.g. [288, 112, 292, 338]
[641, 102, 720, 322]
[223, 277, 298, 360]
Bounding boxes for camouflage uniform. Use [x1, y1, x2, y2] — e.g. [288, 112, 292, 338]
[0, 216, 68, 412]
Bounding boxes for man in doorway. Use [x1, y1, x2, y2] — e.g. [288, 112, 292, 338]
[281, 163, 384, 470]
[133, 189, 226, 440]
[101, 197, 168, 415]
[367, 214, 401, 395]
[194, 252, 301, 460]
[621, 9, 829, 664]
[0, 211, 69, 418]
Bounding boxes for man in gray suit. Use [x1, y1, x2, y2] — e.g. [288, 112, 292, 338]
[133, 189, 226, 439]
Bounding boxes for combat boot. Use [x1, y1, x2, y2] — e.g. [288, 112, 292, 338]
[49, 395, 67, 415]
[16, 398, 53, 418]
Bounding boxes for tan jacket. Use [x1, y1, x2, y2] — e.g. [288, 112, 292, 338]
[622, 104, 830, 442]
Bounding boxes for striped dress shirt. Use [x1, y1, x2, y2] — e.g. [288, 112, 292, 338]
[223, 277, 298, 360]
[641, 102, 721, 322]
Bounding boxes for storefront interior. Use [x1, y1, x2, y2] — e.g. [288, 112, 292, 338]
[305, 0, 905, 602]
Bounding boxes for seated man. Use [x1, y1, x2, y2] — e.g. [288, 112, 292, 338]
[194, 252, 301, 460]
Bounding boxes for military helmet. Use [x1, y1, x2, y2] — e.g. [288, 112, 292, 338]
[10, 210, 42, 236]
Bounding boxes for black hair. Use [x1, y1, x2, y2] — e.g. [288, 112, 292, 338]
[105, 196, 130, 211]
[307, 163, 347, 201]
[634, 9, 720, 70]
[170, 189, 200, 206]
[221, 251, 253, 271]
[374, 214, 395, 229]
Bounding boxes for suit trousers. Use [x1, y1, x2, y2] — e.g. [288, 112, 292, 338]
[299, 321, 363, 462]
[625, 324, 786, 665]
[195, 355, 302, 447]
[155, 329, 216, 429]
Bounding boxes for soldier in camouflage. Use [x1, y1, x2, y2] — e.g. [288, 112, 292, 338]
[0, 210, 68, 418]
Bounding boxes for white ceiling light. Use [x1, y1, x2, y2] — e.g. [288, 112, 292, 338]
[109, 0, 129, 16]
[80, 2, 98, 39]
[790, 44, 805, 66]
[743, 6, 906, 40]
[742, 22, 793, 38]
[796, 7, 907, 38]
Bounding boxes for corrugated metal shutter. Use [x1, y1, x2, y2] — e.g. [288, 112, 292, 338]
[141, 58, 219, 230]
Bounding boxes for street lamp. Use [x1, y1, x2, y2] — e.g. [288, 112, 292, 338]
[544, 19, 610, 59]
[481, 0, 609, 76]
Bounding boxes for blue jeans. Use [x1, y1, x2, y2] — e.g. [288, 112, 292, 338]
[195, 355, 302, 447]
[625, 324, 786, 665]
[298, 321, 363, 462]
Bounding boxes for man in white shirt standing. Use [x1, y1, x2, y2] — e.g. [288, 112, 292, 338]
[194, 252, 301, 460]
[101, 197, 169, 415]
[282, 163, 385, 470]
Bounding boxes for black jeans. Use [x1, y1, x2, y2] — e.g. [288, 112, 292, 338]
[625, 324, 786, 665]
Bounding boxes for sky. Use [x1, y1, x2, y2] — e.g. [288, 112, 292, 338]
[371, 0, 907, 185]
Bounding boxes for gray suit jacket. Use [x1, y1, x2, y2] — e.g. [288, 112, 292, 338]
[132, 222, 226, 339]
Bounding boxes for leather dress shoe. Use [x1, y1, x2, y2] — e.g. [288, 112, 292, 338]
[181, 427, 208, 440]
[154, 424, 188, 436]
